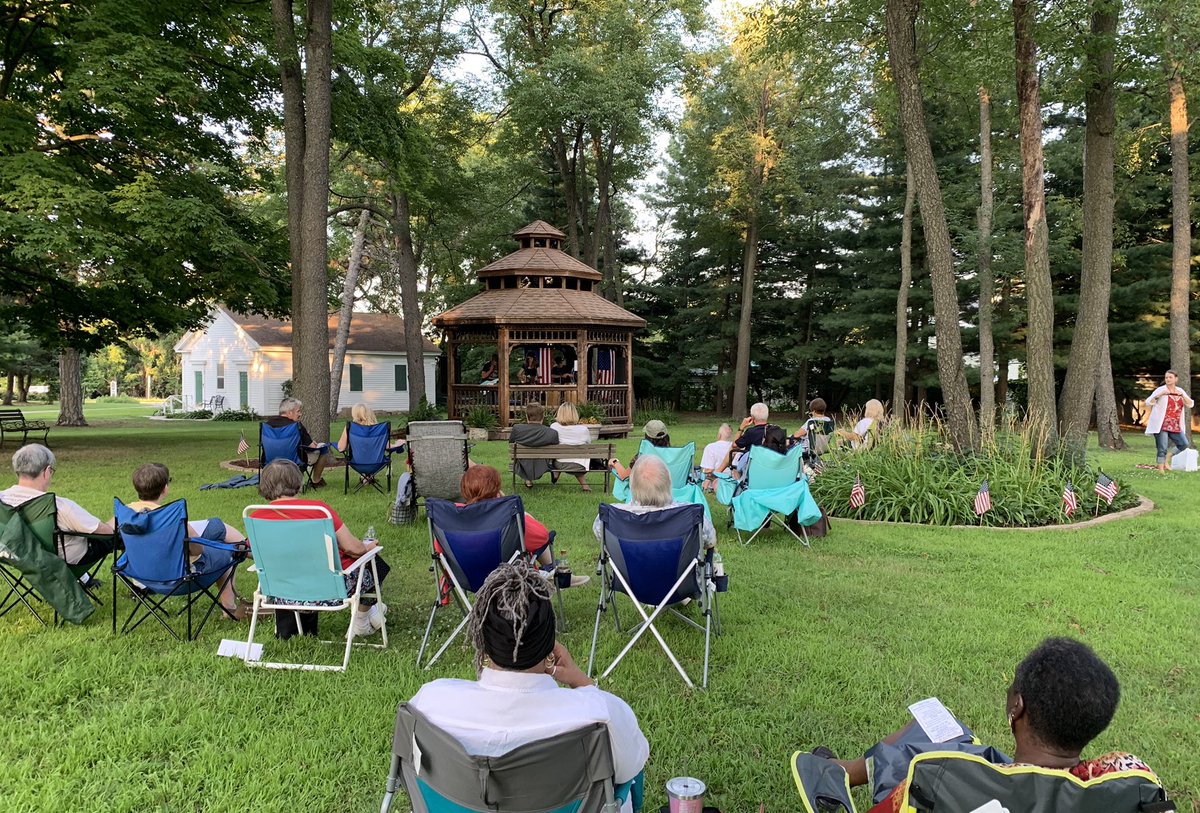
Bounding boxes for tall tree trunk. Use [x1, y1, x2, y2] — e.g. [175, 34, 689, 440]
[17, 373, 29, 403]
[1013, 0, 1057, 449]
[1057, 0, 1119, 459]
[1095, 323, 1126, 448]
[1168, 60, 1192, 434]
[3, 373, 12, 406]
[731, 213, 759, 421]
[551, 131, 581, 259]
[394, 193, 427, 411]
[144, 369, 152, 399]
[57, 348, 86, 426]
[893, 164, 915, 420]
[589, 129, 610, 275]
[330, 208, 371, 414]
[885, 0, 976, 451]
[977, 86, 996, 441]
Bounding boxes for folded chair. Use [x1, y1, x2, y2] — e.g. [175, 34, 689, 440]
[406, 423, 469, 504]
[588, 502, 718, 689]
[260, 422, 315, 491]
[343, 421, 393, 494]
[730, 444, 821, 546]
[417, 496, 564, 669]
[790, 749, 1174, 813]
[112, 499, 246, 641]
[242, 504, 386, 671]
[0, 494, 100, 626]
[381, 703, 643, 813]
[612, 441, 709, 519]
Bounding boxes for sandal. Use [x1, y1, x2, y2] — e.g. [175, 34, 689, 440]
[524, 480, 534, 489]
[580, 485, 592, 493]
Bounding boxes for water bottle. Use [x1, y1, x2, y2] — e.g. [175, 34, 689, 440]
[364, 525, 377, 546]
[712, 552, 724, 577]
[555, 550, 572, 589]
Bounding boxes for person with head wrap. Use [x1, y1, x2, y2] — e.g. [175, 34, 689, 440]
[408, 564, 649, 813]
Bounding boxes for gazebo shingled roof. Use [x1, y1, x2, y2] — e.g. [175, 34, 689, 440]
[433, 289, 643, 328]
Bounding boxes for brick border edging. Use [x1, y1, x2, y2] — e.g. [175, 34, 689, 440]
[826, 496, 1154, 532]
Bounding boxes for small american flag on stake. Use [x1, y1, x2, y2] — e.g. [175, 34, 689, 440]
[974, 480, 992, 516]
[1094, 471, 1118, 506]
[236, 432, 250, 456]
[849, 475, 866, 509]
[1062, 482, 1078, 517]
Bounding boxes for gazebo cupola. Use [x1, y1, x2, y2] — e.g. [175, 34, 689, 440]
[432, 220, 646, 434]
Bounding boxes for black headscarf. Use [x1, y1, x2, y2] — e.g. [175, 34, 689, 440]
[482, 594, 556, 670]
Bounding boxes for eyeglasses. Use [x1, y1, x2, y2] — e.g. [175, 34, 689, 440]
[46, 466, 55, 475]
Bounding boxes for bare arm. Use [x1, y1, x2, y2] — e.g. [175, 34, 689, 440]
[335, 523, 371, 557]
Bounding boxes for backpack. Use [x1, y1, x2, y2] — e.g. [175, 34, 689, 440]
[761, 424, 789, 455]
[805, 419, 832, 456]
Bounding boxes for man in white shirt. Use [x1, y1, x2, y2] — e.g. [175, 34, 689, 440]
[594, 456, 717, 549]
[699, 423, 733, 492]
[0, 444, 115, 568]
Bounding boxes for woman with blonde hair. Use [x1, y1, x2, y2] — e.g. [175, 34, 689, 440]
[336, 403, 404, 454]
[837, 398, 884, 450]
[550, 402, 593, 492]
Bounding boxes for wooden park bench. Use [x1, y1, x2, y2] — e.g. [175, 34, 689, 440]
[511, 442, 614, 492]
[0, 408, 50, 448]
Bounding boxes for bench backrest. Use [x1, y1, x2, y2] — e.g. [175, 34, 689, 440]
[0, 409, 27, 421]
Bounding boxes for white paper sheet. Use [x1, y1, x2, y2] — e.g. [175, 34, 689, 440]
[907, 697, 964, 743]
[217, 638, 263, 661]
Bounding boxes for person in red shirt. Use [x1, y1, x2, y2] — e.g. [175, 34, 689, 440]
[1144, 369, 1194, 472]
[251, 460, 391, 639]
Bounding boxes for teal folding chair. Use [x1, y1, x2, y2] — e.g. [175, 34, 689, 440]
[242, 505, 386, 672]
[611, 441, 709, 519]
[731, 445, 821, 545]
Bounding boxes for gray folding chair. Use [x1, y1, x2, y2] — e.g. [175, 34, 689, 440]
[406, 422, 469, 503]
[382, 703, 639, 813]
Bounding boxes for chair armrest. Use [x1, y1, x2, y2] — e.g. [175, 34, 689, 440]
[188, 537, 249, 554]
[342, 544, 381, 574]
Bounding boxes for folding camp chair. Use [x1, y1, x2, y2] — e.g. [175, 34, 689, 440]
[417, 496, 564, 669]
[406, 423, 469, 504]
[381, 703, 643, 813]
[112, 499, 246, 641]
[259, 421, 315, 491]
[790, 749, 1174, 813]
[612, 441, 709, 519]
[0, 493, 106, 626]
[343, 421, 393, 494]
[588, 502, 718, 689]
[730, 444, 821, 546]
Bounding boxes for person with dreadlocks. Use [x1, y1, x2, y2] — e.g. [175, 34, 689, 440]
[409, 563, 649, 813]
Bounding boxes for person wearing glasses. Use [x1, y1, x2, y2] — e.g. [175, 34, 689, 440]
[265, 397, 333, 489]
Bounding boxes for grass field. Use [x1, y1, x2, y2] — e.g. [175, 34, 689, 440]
[0, 408, 1196, 812]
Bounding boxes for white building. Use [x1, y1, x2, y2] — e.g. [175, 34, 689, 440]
[174, 308, 439, 414]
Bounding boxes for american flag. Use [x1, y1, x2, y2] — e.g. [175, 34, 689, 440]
[1094, 471, 1118, 505]
[849, 475, 865, 509]
[596, 349, 615, 385]
[236, 432, 250, 456]
[974, 480, 992, 516]
[536, 347, 553, 385]
[809, 458, 824, 477]
[1062, 482, 1078, 517]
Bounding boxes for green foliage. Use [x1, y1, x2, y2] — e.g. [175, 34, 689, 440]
[161, 409, 213, 420]
[575, 401, 608, 424]
[462, 404, 498, 431]
[633, 398, 677, 426]
[811, 415, 1139, 526]
[212, 409, 260, 422]
[89, 395, 140, 404]
[406, 397, 444, 422]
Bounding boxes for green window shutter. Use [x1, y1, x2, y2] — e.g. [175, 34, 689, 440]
[194, 371, 203, 404]
[349, 364, 363, 392]
[238, 371, 248, 409]
[394, 364, 407, 392]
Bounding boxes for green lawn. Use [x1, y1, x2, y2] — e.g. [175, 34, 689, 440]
[0, 411, 1196, 812]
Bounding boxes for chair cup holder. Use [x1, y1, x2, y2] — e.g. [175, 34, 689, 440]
[713, 575, 729, 593]
[555, 571, 572, 589]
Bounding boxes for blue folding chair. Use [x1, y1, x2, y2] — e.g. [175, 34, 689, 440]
[588, 502, 718, 689]
[730, 444, 822, 546]
[260, 422, 315, 490]
[417, 496, 563, 669]
[242, 504, 387, 672]
[343, 421, 393, 495]
[112, 499, 246, 641]
[612, 441, 709, 520]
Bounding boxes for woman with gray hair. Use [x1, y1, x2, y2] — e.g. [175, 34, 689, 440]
[593, 456, 716, 549]
[408, 563, 649, 813]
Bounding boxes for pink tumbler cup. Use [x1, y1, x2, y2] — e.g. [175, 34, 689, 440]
[666, 777, 705, 813]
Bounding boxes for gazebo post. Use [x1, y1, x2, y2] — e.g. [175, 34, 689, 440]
[445, 330, 457, 418]
[624, 334, 634, 421]
[498, 325, 510, 429]
[576, 329, 588, 407]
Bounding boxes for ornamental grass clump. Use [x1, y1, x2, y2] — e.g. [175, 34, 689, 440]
[809, 411, 1139, 527]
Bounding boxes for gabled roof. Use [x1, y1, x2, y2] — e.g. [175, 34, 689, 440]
[475, 247, 602, 280]
[432, 289, 645, 328]
[223, 309, 439, 354]
[513, 220, 566, 238]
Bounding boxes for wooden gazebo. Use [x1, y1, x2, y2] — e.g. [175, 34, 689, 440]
[432, 220, 645, 435]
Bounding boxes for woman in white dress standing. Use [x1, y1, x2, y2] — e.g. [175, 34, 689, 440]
[1144, 369, 1194, 472]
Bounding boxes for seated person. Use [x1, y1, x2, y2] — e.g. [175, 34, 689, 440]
[265, 397, 332, 488]
[510, 403, 558, 488]
[409, 563, 648, 813]
[808, 637, 1156, 813]
[610, 419, 671, 481]
[0, 443, 115, 571]
[699, 423, 733, 492]
[459, 465, 588, 587]
[550, 402, 593, 492]
[836, 398, 884, 450]
[594, 456, 716, 550]
[517, 352, 540, 384]
[720, 401, 772, 474]
[335, 403, 405, 455]
[790, 397, 835, 456]
[250, 460, 390, 640]
[126, 462, 248, 619]
[551, 355, 574, 384]
[480, 354, 500, 386]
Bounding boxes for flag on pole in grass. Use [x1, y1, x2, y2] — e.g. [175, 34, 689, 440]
[849, 475, 866, 509]
[974, 480, 992, 516]
[1062, 482, 1078, 517]
[1094, 471, 1118, 505]
[236, 432, 250, 456]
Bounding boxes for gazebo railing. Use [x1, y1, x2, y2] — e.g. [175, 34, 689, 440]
[587, 385, 629, 423]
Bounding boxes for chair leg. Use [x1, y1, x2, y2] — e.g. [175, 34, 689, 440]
[416, 601, 439, 668]
[370, 558, 388, 649]
[244, 594, 261, 664]
[424, 612, 470, 670]
[381, 753, 401, 813]
[587, 580, 607, 678]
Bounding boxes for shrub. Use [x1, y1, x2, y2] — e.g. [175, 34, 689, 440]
[407, 397, 444, 422]
[90, 394, 141, 404]
[213, 408, 260, 422]
[463, 404, 498, 431]
[809, 413, 1139, 527]
[575, 401, 607, 424]
[162, 409, 213, 420]
[634, 398, 675, 427]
